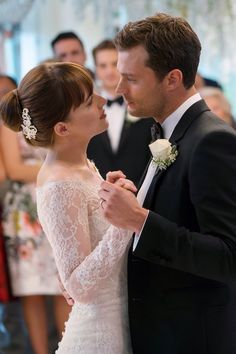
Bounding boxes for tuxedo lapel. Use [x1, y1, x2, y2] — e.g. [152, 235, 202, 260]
[117, 109, 132, 152]
[169, 99, 209, 144]
[99, 131, 113, 154]
[142, 100, 210, 209]
[142, 166, 167, 208]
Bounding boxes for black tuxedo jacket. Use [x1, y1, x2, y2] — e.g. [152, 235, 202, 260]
[129, 100, 236, 354]
[87, 115, 153, 185]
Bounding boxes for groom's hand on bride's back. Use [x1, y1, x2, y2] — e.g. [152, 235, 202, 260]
[58, 275, 75, 306]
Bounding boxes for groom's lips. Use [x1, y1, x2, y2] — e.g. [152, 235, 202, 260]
[124, 96, 134, 105]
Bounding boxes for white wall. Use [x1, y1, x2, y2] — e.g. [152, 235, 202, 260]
[19, 0, 111, 76]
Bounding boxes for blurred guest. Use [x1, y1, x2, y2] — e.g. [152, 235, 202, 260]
[0, 139, 5, 181]
[200, 86, 235, 127]
[0, 74, 32, 354]
[195, 72, 222, 90]
[51, 31, 94, 79]
[0, 133, 8, 347]
[0, 74, 70, 354]
[87, 39, 153, 185]
[51, 31, 86, 65]
[0, 75, 17, 99]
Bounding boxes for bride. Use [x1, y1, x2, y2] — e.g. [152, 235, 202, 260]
[0, 62, 135, 353]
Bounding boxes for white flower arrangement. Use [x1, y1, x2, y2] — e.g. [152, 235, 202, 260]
[149, 139, 178, 170]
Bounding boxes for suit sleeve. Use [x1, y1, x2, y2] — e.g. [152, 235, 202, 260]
[133, 129, 236, 282]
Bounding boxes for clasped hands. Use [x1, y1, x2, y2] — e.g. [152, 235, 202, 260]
[99, 170, 148, 233]
[99, 170, 137, 209]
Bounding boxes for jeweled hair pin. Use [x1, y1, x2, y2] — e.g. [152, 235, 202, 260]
[21, 108, 37, 140]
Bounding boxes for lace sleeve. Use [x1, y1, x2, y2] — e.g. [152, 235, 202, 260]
[37, 181, 132, 303]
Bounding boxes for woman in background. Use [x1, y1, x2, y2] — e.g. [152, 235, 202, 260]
[0, 136, 5, 182]
[199, 86, 235, 127]
[0, 132, 8, 303]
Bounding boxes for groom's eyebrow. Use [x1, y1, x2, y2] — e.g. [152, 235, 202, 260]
[117, 64, 133, 76]
[120, 72, 136, 78]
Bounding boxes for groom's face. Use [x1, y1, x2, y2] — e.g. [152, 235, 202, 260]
[116, 45, 166, 119]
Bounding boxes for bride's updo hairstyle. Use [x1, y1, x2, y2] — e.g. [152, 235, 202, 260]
[0, 63, 93, 147]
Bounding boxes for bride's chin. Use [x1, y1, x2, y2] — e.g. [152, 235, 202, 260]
[101, 120, 109, 130]
[96, 124, 109, 135]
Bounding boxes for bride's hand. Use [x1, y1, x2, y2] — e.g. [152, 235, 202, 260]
[106, 170, 126, 184]
[114, 177, 137, 193]
[106, 171, 137, 193]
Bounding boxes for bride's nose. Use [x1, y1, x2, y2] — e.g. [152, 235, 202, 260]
[98, 95, 107, 107]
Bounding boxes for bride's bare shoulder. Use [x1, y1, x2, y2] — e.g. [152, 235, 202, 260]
[36, 161, 98, 188]
[37, 163, 74, 187]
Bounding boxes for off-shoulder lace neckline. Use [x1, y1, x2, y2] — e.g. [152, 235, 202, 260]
[36, 174, 102, 191]
[36, 159, 101, 190]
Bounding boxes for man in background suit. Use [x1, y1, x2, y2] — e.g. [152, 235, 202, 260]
[51, 31, 86, 65]
[99, 13, 236, 354]
[87, 39, 153, 185]
[51, 31, 94, 79]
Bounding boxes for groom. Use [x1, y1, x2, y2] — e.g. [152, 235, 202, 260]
[99, 13, 236, 354]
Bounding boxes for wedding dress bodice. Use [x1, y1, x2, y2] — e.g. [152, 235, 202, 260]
[36, 174, 133, 353]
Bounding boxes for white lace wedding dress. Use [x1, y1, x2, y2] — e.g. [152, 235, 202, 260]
[36, 173, 133, 353]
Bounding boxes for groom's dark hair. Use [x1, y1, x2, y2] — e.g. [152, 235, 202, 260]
[114, 13, 201, 89]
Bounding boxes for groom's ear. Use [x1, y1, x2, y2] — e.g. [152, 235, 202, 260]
[165, 69, 183, 91]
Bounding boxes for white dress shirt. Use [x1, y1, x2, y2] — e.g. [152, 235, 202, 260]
[101, 89, 126, 153]
[133, 93, 202, 250]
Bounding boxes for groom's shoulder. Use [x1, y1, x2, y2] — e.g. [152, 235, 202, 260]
[189, 109, 236, 138]
[178, 111, 236, 162]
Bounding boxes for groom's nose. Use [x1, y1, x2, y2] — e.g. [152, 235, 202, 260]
[116, 77, 125, 95]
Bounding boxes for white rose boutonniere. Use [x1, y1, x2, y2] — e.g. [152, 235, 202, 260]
[149, 139, 178, 170]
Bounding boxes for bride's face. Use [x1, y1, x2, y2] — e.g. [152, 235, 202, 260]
[66, 93, 108, 141]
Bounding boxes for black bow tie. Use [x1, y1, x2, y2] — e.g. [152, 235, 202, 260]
[106, 96, 124, 107]
[151, 123, 164, 142]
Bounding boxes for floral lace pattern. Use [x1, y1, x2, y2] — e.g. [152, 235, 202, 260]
[36, 176, 133, 353]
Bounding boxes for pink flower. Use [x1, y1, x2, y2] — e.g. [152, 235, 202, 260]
[22, 212, 42, 236]
[18, 244, 33, 260]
